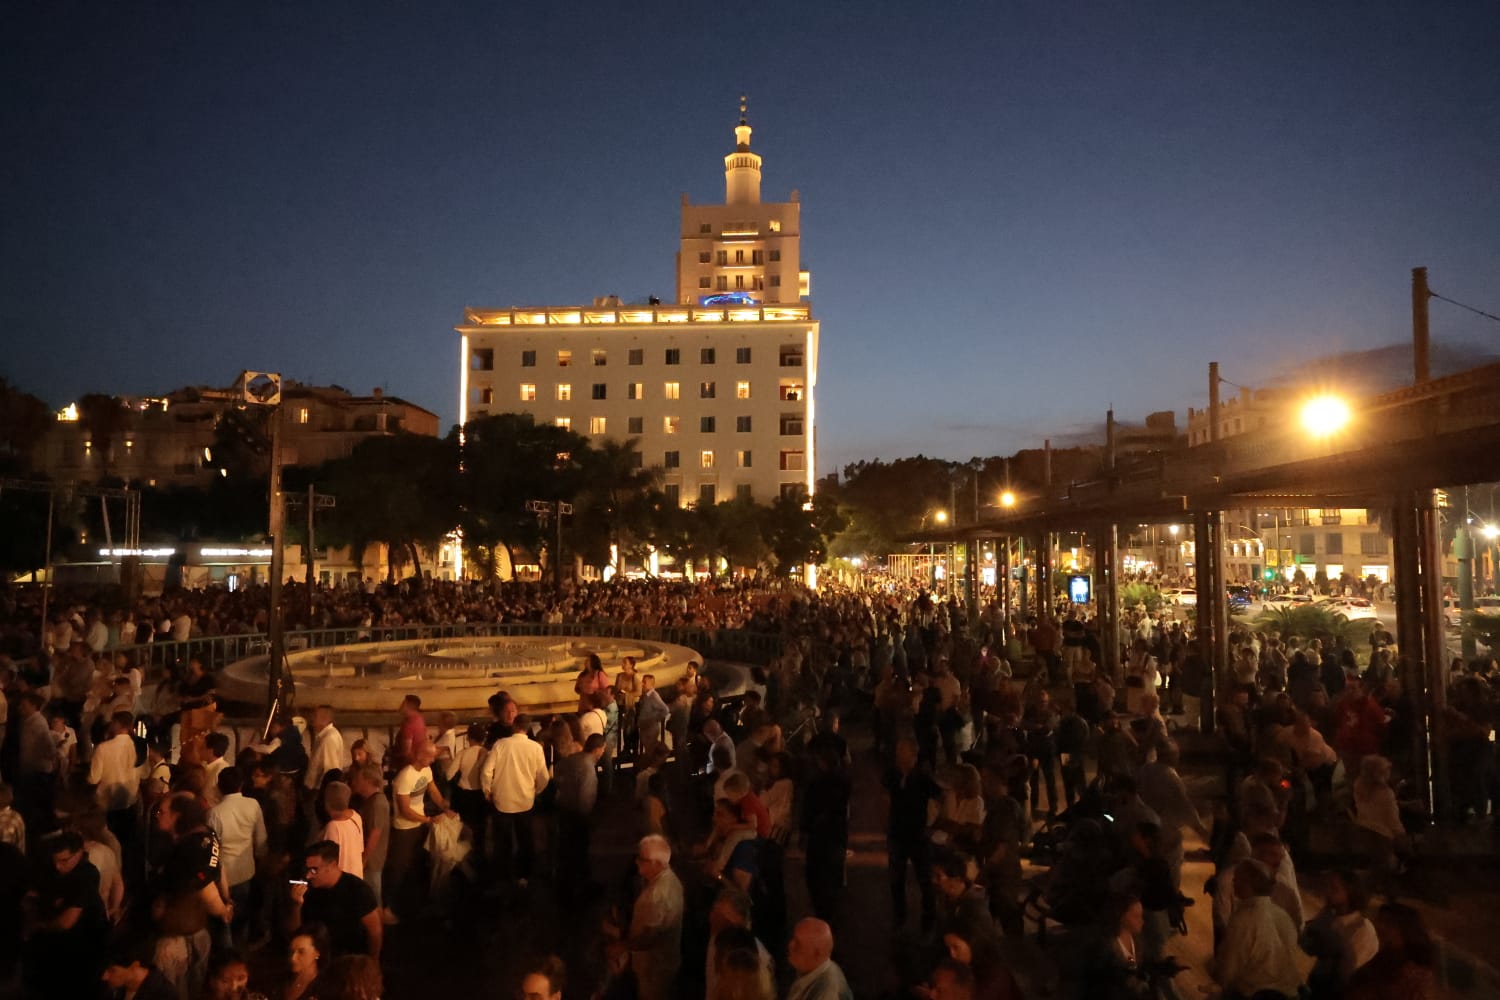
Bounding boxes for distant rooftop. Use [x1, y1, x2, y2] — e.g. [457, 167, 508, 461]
[460, 303, 813, 328]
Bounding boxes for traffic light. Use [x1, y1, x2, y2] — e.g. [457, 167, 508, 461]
[1263, 568, 1276, 581]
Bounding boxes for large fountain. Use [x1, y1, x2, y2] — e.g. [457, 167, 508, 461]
[218, 634, 702, 718]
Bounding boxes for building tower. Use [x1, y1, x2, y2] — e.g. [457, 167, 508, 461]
[675, 98, 810, 306]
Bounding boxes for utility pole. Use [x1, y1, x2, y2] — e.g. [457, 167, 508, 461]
[1413, 266, 1431, 382]
[266, 404, 285, 709]
[527, 499, 574, 588]
[286, 484, 336, 628]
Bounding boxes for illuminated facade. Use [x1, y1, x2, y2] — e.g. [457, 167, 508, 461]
[457, 106, 819, 506]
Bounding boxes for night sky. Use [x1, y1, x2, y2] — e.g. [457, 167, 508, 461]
[5, 1, 1498, 472]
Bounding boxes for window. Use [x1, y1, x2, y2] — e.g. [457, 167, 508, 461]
[736, 347, 752, 363]
[699, 223, 712, 234]
[664, 416, 680, 434]
[735, 275, 745, 289]
[556, 383, 572, 401]
[471, 348, 494, 371]
[665, 348, 680, 365]
[752, 250, 763, 265]
[591, 383, 607, 400]
[753, 276, 764, 290]
[520, 350, 536, 367]
[736, 484, 753, 501]
[700, 381, 716, 399]
[780, 344, 803, 366]
[1361, 533, 1387, 557]
[779, 382, 804, 401]
[701, 348, 716, 364]
[701, 450, 715, 468]
[557, 350, 572, 367]
[592, 349, 607, 366]
[699, 277, 712, 288]
[699, 483, 716, 506]
[627, 382, 643, 400]
[1325, 533, 1344, 555]
[555, 417, 571, 430]
[780, 450, 805, 471]
[631, 453, 644, 469]
[628, 416, 644, 434]
[768, 220, 781, 234]
[736, 415, 752, 433]
[520, 383, 537, 402]
[735, 249, 744, 264]
[665, 483, 681, 506]
[780, 414, 803, 435]
[700, 416, 716, 433]
[589, 416, 607, 435]
[737, 449, 752, 468]
[716, 276, 728, 291]
[769, 249, 781, 261]
[769, 275, 781, 287]
[716, 250, 728, 265]
[1299, 533, 1316, 554]
[736, 381, 750, 399]
[698, 251, 711, 264]
[298, 407, 311, 424]
[628, 348, 644, 365]
[664, 381, 680, 400]
[664, 450, 680, 468]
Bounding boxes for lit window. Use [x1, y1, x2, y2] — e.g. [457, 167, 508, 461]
[628, 348, 644, 365]
[590, 416, 607, 435]
[664, 450, 680, 468]
[591, 384, 607, 400]
[520, 383, 536, 401]
[557, 350, 572, 367]
[701, 347, 716, 364]
[735, 249, 745, 264]
[627, 382, 642, 400]
[737, 450, 752, 468]
[124, 439, 134, 450]
[736, 381, 750, 399]
[769, 220, 781, 233]
[664, 382, 680, 400]
[557, 383, 572, 401]
[298, 407, 310, 424]
[700, 416, 716, 433]
[628, 416, 644, 434]
[592, 349, 607, 366]
[736, 347, 752, 364]
[555, 417, 571, 430]
[700, 381, 716, 399]
[520, 350, 536, 367]
[664, 416, 680, 434]
[779, 382, 804, 401]
[701, 450, 715, 469]
[665, 349, 680, 365]
[736, 416, 752, 432]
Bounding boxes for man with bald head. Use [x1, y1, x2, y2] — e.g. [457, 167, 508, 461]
[786, 917, 852, 1000]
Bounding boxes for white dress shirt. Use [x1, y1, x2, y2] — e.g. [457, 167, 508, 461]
[87, 732, 141, 811]
[481, 732, 550, 814]
[208, 791, 267, 888]
[305, 723, 349, 790]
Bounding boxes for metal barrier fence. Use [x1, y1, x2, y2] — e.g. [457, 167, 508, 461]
[126, 621, 788, 679]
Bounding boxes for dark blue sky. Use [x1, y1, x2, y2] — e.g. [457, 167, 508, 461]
[5, 1, 1498, 472]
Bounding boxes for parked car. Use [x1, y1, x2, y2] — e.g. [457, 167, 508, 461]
[1261, 593, 1318, 613]
[1160, 587, 1197, 607]
[1445, 595, 1500, 628]
[1325, 597, 1379, 621]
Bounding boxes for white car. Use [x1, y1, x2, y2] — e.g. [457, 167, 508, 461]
[1325, 597, 1379, 621]
[1445, 596, 1500, 627]
[1160, 587, 1197, 607]
[1261, 593, 1318, 613]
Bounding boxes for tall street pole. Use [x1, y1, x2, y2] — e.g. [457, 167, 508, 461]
[267, 405, 285, 710]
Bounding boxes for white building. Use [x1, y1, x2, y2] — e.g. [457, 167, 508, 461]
[456, 105, 818, 507]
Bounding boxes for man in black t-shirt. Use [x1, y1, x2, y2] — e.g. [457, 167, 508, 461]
[25, 830, 108, 999]
[884, 737, 942, 931]
[287, 839, 381, 958]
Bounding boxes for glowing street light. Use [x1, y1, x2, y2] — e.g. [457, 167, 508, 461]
[934, 509, 949, 525]
[1300, 394, 1352, 436]
[999, 490, 1017, 509]
[1484, 524, 1500, 541]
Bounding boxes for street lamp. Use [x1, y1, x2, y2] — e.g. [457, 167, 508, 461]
[1299, 394, 1351, 436]
[999, 490, 1017, 509]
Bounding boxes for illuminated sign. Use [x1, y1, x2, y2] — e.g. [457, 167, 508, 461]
[99, 548, 176, 558]
[1068, 574, 1092, 604]
[698, 293, 760, 307]
[200, 547, 273, 558]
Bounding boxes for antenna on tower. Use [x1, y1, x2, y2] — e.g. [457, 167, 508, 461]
[739, 94, 748, 124]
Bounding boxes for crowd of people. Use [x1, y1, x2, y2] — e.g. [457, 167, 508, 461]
[0, 575, 1484, 1000]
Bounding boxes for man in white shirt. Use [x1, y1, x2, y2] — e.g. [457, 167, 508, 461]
[207, 766, 266, 943]
[786, 917, 853, 1000]
[202, 733, 231, 808]
[304, 705, 349, 792]
[89, 711, 143, 859]
[1215, 860, 1306, 999]
[481, 718, 549, 886]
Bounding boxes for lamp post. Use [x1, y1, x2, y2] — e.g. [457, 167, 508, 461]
[921, 508, 949, 592]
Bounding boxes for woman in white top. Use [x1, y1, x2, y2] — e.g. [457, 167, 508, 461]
[935, 763, 986, 855]
[1352, 754, 1405, 869]
[760, 752, 795, 843]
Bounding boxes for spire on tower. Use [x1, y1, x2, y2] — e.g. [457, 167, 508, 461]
[725, 94, 761, 204]
[739, 94, 748, 125]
